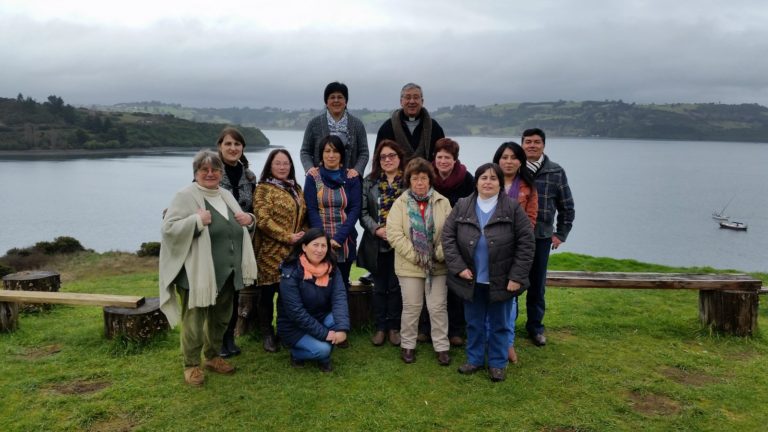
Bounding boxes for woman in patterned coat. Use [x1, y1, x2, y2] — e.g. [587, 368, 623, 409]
[253, 149, 307, 352]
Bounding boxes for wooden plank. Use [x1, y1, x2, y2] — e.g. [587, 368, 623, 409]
[546, 271, 761, 292]
[0, 290, 145, 308]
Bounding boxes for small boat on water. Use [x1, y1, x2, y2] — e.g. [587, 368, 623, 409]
[719, 221, 748, 231]
[712, 196, 735, 221]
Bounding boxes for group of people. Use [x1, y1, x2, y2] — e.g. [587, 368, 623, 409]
[159, 81, 575, 386]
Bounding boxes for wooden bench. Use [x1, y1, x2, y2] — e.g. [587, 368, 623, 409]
[0, 289, 168, 341]
[545, 271, 763, 336]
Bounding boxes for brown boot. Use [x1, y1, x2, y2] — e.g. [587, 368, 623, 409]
[387, 330, 401, 346]
[184, 366, 204, 386]
[371, 330, 386, 346]
[436, 351, 451, 366]
[204, 357, 235, 374]
[400, 348, 416, 364]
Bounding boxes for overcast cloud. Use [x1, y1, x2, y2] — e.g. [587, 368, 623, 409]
[1, 0, 767, 110]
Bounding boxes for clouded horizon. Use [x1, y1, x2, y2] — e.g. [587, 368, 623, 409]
[2, 0, 767, 110]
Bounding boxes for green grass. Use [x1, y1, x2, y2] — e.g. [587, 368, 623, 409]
[1, 252, 766, 431]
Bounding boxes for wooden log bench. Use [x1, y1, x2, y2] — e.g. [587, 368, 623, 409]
[545, 271, 764, 336]
[0, 289, 167, 341]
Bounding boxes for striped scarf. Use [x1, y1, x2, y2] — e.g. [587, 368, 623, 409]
[377, 171, 403, 225]
[527, 156, 543, 176]
[406, 188, 434, 277]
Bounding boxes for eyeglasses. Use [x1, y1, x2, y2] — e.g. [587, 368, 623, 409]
[379, 153, 399, 161]
[197, 167, 222, 174]
[401, 95, 422, 101]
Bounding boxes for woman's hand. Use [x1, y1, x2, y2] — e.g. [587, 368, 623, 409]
[459, 269, 473, 280]
[325, 330, 336, 342]
[330, 239, 341, 249]
[234, 211, 253, 226]
[375, 227, 387, 240]
[307, 167, 319, 177]
[332, 331, 347, 345]
[197, 208, 212, 225]
[346, 168, 359, 178]
[290, 231, 305, 244]
[507, 280, 522, 292]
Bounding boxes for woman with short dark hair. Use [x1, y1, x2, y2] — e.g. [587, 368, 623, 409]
[277, 228, 350, 372]
[442, 163, 534, 382]
[304, 135, 362, 292]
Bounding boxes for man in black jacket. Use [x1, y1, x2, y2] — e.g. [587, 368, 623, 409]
[375, 83, 445, 161]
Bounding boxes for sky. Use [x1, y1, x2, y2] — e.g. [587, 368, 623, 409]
[1, 0, 767, 110]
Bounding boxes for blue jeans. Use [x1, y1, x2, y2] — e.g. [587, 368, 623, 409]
[526, 237, 552, 336]
[291, 313, 335, 364]
[484, 297, 517, 347]
[464, 284, 513, 369]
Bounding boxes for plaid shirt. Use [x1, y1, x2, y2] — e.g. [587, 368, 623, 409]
[532, 155, 575, 241]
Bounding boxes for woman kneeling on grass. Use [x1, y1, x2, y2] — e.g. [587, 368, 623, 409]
[277, 228, 350, 372]
[159, 150, 258, 386]
[442, 163, 534, 382]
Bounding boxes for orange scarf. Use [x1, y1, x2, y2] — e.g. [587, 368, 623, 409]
[299, 254, 331, 287]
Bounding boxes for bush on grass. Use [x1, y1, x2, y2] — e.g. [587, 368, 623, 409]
[136, 242, 161, 257]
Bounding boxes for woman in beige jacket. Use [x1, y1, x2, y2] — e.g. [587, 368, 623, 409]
[386, 157, 452, 366]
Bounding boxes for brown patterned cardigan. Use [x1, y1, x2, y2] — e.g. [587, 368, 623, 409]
[253, 181, 308, 286]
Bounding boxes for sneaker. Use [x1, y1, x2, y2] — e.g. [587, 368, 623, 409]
[204, 357, 236, 374]
[184, 366, 204, 386]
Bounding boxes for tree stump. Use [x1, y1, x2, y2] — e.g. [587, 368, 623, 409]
[698, 290, 758, 336]
[103, 297, 169, 342]
[235, 286, 260, 337]
[0, 300, 19, 333]
[348, 283, 372, 328]
[2, 270, 61, 313]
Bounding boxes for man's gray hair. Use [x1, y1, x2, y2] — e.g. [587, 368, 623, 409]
[192, 149, 224, 174]
[400, 82, 423, 98]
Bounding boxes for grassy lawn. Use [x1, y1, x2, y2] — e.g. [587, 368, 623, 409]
[1, 252, 766, 431]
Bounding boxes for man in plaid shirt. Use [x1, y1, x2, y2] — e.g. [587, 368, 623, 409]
[522, 128, 575, 346]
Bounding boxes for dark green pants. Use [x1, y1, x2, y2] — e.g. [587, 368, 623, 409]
[177, 275, 235, 366]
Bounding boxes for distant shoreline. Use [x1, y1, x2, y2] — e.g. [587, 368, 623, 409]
[0, 146, 276, 160]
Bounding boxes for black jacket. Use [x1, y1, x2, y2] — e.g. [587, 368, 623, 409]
[442, 193, 535, 302]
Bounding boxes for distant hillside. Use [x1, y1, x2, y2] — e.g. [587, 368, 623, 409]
[0, 95, 269, 151]
[97, 100, 768, 143]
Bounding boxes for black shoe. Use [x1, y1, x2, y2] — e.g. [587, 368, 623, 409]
[489, 367, 506, 382]
[400, 348, 416, 364]
[458, 363, 483, 375]
[263, 333, 278, 353]
[225, 336, 241, 357]
[319, 360, 334, 373]
[290, 355, 305, 368]
[359, 273, 373, 286]
[532, 333, 547, 347]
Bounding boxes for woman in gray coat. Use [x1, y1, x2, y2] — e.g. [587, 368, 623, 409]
[442, 163, 535, 382]
[357, 140, 406, 346]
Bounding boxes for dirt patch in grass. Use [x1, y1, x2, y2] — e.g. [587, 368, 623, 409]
[88, 417, 137, 432]
[48, 379, 110, 395]
[627, 390, 681, 416]
[661, 366, 719, 387]
[724, 349, 759, 362]
[548, 327, 578, 342]
[18, 344, 62, 360]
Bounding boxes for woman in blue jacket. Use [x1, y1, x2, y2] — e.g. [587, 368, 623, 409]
[277, 228, 350, 372]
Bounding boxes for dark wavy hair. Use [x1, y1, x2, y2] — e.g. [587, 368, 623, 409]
[283, 228, 337, 269]
[319, 135, 346, 168]
[216, 126, 249, 168]
[492, 141, 535, 189]
[259, 149, 298, 183]
[368, 139, 405, 180]
[473, 163, 505, 195]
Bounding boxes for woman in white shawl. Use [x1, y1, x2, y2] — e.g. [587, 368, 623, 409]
[159, 150, 258, 386]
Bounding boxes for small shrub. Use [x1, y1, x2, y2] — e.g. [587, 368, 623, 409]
[136, 242, 161, 257]
[0, 262, 15, 277]
[34, 236, 86, 255]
